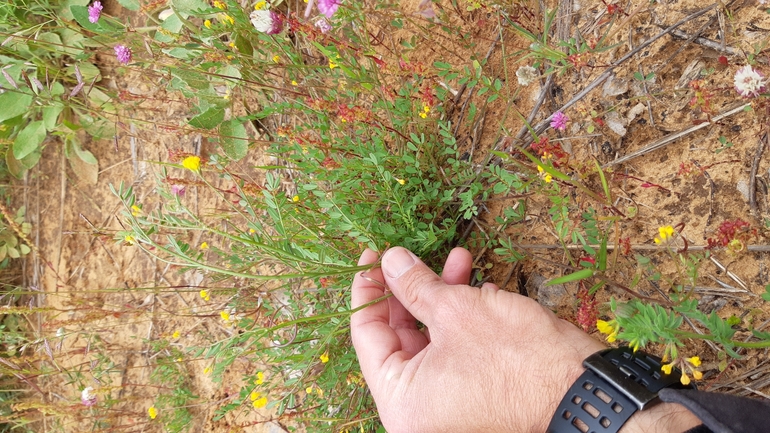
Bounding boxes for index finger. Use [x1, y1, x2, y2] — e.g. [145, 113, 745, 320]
[350, 249, 404, 380]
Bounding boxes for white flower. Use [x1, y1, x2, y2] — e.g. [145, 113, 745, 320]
[81, 387, 97, 406]
[516, 65, 539, 86]
[250, 9, 283, 34]
[734, 65, 766, 98]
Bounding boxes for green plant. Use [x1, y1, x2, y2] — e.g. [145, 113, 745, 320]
[0, 1, 117, 179]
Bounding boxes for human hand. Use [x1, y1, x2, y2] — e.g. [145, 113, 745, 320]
[350, 247, 701, 433]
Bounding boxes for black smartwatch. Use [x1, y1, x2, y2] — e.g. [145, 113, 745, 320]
[546, 347, 696, 433]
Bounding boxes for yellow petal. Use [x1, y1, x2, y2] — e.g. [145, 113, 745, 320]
[680, 373, 691, 386]
[692, 370, 703, 380]
[688, 356, 702, 367]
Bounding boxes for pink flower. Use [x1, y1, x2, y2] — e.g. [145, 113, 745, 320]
[249, 10, 284, 34]
[550, 111, 569, 131]
[88, 1, 103, 23]
[734, 65, 765, 98]
[114, 45, 132, 65]
[314, 17, 332, 33]
[170, 185, 186, 196]
[81, 387, 97, 406]
[317, 0, 340, 18]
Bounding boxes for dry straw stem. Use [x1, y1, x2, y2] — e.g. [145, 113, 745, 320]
[602, 103, 750, 167]
[517, 4, 718, 144]
[749, 132, 766, 216]
[515, 243, 770, 252]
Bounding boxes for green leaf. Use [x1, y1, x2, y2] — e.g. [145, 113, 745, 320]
[42, 104, 64, 130]
[598, 236, 608, 272]
[189, 107, 224, 129]
[72, 139, 97, 165]
[170, 67, 209, 90]
[5, 148, 26, 179]
[14, 121, 46, 160]
[171, 0, 210, 15]
[70, 5, 119, 33]
[219, 119, 248, 160]
[0, 92, 33, 123]
[117, 0, 141, 10]
[546, 269, 593, 286]
[762, 284, 770, 302]
[19, 244, 30, 255]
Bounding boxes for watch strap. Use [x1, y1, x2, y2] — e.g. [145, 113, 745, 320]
[546, 347, 695, 433]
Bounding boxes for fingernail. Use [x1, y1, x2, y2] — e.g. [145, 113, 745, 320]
[382, 248, 415, 279]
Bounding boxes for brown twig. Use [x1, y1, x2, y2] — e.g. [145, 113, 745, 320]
[749, 132, 767, 216]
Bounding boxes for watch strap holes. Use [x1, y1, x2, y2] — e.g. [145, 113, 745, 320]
[572, 417, 590, 433]
[593, 388, 613, 404]
[612, 402, 623, 413]
[582, 402, 601, 418]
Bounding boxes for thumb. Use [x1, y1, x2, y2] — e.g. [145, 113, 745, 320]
[381, 247, 448, 326]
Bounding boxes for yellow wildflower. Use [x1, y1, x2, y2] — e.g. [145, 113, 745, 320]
[228, 41, 236, 50]
[396, 178, 406, 185]
[252, 394, 267, 408]
[329, 59, 338, 69]
[182, 155, 201, 171]
[688, 356, 702, 367]
[292, 195, 300, 202]
[131, 205, 141, 216]
[320, 352, 329, 363]
[204, 366, 212, 375]
[200, 242, 209, 250]
[305, 386, 314, 395]
[213, 0, 226, 9]
[204, 19, 212, 28]
[419, 111, 427, 119]
[220, 13, 234, 25]
[291, 80, 298, 86]
[148, 406, 158, 419]
[220, 310, 231, 322]
[661, 362, 675, 375]
[172, 330, 181, 339]
[680, 372, 691, 386]
[249, 228, 256, 234]
[256, 371, 265, 385]
[272, 55, 280, 63]
[596, 320, 618, 343]
[536, 165, 553, 183]
[124, 235, 135, 245]
[254, 1, 267, 9]
[692, 370, 703, 380]
[654, 225, 675, 244]
[200, 289, 211, 301]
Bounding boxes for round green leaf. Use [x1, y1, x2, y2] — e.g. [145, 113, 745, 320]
[14, 120, 46, 160]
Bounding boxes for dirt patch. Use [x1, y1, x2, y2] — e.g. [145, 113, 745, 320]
[12, 0, 770, 431]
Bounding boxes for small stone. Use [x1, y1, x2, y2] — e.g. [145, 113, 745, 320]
[267, 422, 289, 433]
[736, 179, 750, 201]
[605, 111, 627, 136]
[526, 274, 567, 309]
[602, 74, 628, 97]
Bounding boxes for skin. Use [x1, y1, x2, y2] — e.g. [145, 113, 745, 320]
[350, 246, 702, 433]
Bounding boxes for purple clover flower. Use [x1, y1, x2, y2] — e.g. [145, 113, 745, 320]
[114, 45, 132, 65]
[88, 1, 103, 24]
[550, 111, 569, 132]
[317, 0, 340, 18]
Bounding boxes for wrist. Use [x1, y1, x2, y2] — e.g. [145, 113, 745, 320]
[619, 402, 701, 433]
